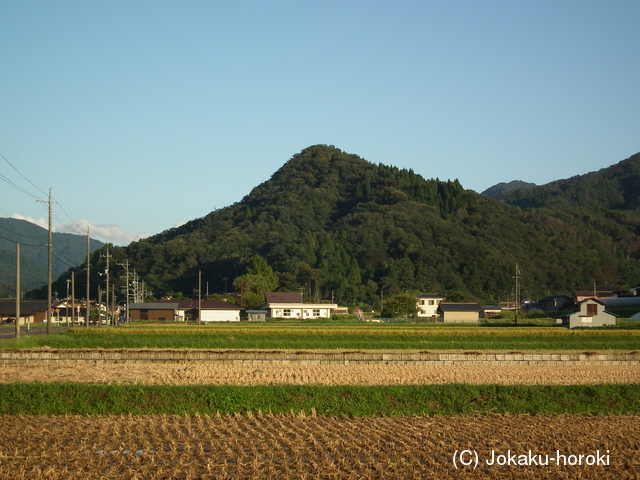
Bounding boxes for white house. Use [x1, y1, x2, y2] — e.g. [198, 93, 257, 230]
[262, 292, 338, 319]
[558, 298, 616, 329]
[416, 294, 445, 318]
[176, 300, 241, 322]
[129, 300, 241, 322]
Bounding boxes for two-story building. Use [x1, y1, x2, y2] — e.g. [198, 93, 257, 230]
[262, 292, 338, 319]
[558, 298, 616, 329]
[416, 294, 445, 318]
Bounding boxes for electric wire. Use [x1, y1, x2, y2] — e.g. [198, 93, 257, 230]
[0, 171, 41, 200]
[0, 151, 48, 198]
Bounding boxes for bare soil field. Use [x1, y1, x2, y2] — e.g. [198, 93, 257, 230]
[1, 413, 637, 479]
[1, 362, 639, 386]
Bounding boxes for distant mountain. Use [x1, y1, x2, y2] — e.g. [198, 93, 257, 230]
[495, 152, 640, 210]
[0, 218, 104, 298]
[71, 145, 639, 309]
[482, 180, 537, 198]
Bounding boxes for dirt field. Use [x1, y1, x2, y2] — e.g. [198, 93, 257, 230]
[3, 355, 638, 478]
[1, 413, 637, 479]
[1, 362, 639, 385]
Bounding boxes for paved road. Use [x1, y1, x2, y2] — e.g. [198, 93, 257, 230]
[0, 325, 72, 340]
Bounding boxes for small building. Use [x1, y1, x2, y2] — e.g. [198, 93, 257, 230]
[539, 295, 573, 312]
[557, 298, 616, 329]
[0, 300, 49, 325]
[246, 310, 267, 322]
[129, 300, 241, 322]
[262, 292, 338, 319]
[601, 296, 640, 310]
[416, 294, 445, 318]
[437, 303, 481, 323]
[129, 302, 179, 321]
[573, 287, 615, 303]
[482, 305, 502, 318]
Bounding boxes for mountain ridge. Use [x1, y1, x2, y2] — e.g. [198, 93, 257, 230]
[92, 145, 639, 308]
[0, 217, 104, 297]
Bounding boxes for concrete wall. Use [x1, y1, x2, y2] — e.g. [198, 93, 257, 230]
[0, 350, 637, 366]
[442, 312, 479, 323]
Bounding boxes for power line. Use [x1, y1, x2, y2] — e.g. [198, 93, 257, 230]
[0, 171, 40, 200]
[1, 145, 87, 237]
[0, 223, 47, 241]
[0, 150, 48, 197]
[54, 202, 88, 236]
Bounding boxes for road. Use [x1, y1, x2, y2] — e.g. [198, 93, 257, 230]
[0, 325, 72, 340]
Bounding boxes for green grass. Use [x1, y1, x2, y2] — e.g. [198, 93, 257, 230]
[0, 383, 638, 416]
[1, 321, 639, 350]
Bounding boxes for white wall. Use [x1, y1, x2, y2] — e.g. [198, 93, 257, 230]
[200, 310, 241, 322]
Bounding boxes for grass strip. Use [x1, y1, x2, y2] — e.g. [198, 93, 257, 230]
[1, 383, 639, 416]
[2, 330, 639, 350]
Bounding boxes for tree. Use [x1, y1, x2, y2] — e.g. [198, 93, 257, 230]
[381, 293, 418, 318]
[233, 255, 278, 309]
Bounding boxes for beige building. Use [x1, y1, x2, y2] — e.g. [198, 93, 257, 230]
[437, 303, 481, 323]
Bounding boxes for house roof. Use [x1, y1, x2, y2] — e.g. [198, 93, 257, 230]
[574, 287, 615, 297]
[540, 295, 571, 302]
[129, 302, 178, 310]
[438, 303, 481, 312]
[417, 293, 445, 299]
[0, 300, 49, 315]
[264, 292, 303, 304]
[576, 298, 607, 306]
[130, 300, 240, 310]
[482, 305, 501, 311]
[175, 300, 240, 310]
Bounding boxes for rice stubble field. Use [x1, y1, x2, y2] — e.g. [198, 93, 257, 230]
[1, 323, 638, 478]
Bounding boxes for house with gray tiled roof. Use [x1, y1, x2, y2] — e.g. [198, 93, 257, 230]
[262, 292, 338, 319]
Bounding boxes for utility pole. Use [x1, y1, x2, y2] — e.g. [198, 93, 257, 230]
[198, 270, 202, 325]
[102, 249, 112, 326]
[86, 227, 90, 328]
[37, 188, 57, 335]
[514, 263, 521, 325]
[15, 243, 20, 339]
[71, 271, 75, 326]
[118, 259, 130, 323]
[66, 278, 70, 326]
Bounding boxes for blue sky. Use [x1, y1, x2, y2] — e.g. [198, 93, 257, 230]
[1, 1, 639, 245]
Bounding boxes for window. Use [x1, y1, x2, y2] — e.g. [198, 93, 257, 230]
[283, 309, 291, 317]
[313, 309, 321, 317]
[428, 300, 434, 306]
[586, 303, 597, 316]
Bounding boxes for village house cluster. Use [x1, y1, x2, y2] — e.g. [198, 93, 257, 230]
[2, 285, 640, 328]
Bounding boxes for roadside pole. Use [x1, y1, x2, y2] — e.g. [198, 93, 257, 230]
[15, 243, 20, 339]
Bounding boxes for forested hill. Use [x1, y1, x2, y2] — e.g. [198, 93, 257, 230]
[481, 180, 537, 198]
[0, 218, 104, 297]
[87, 145, 638, 309]
[495, 152, 640, 210]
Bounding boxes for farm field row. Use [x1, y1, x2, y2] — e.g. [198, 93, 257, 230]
[1, 362, 639, 386]
[1, 413, 637, 479]
[2, 321, 639, 350]
[1, 383, 639, 416]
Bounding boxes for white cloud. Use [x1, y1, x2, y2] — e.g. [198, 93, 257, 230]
[10, 214, 149, 246]
[10, 214, 48, 230]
